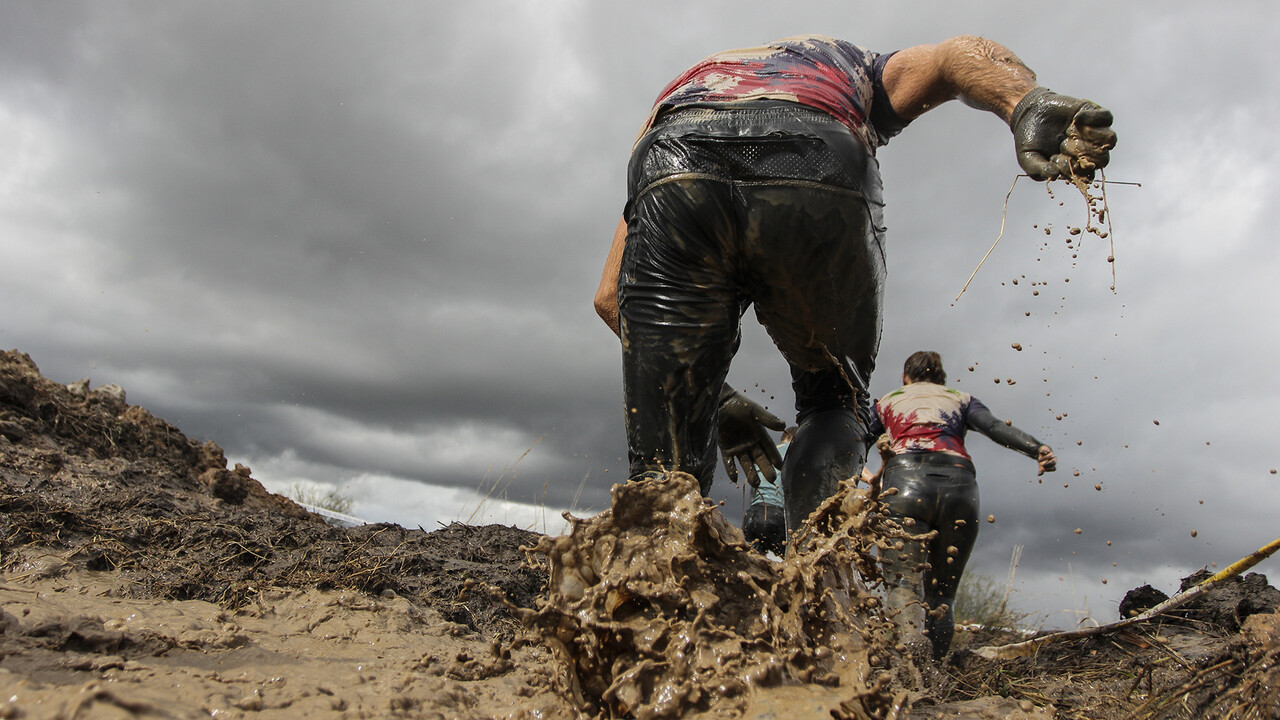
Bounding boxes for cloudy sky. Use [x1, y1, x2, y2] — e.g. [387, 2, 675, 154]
[3, 1, 1277, 628]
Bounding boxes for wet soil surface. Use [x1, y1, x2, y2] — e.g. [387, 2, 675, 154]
[0, 348, 1276, 719]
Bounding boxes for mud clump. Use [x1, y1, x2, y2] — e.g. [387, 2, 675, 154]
[518, 471, 919, 719]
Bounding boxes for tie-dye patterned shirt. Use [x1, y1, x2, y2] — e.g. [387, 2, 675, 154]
[640, 35, 908, 151]
[870, 383, 990, 459]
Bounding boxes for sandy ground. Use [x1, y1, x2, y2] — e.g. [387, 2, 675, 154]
[1, 348, 1277, 719]
[0, 571, 566, 719]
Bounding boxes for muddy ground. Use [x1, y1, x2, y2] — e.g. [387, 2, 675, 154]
[0, 348, 1276, 719]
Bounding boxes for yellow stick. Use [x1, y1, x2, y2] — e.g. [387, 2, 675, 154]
[975, 536, 1280, 660]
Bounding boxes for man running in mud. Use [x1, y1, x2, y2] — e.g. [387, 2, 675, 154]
[593, 35, 1115, 535]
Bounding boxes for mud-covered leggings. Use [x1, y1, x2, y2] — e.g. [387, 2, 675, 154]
[878, 452, 979, 659]
[618, 104, 885, 532]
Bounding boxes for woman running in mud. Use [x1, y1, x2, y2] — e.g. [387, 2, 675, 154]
[870, 350, 1056, 660]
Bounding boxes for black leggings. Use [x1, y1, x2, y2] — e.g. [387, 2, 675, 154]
[742, 503, 787, 556]
[878, 452, 979, 659]
[619, 104, 885, 530]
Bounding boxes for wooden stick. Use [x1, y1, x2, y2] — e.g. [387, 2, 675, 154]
[975, 536, 1280, 660]
[955, 175, 1022, 303]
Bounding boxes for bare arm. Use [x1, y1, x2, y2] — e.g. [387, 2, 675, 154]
[882, 35, 1038, 123]
[593, 217, 627, 337]
[882, 35, 1115, 181]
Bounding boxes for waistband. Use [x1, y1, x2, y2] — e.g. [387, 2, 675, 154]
[652, 101, 852, 136]
[885, 452, 976, 473]
[630, 100, 884, 213]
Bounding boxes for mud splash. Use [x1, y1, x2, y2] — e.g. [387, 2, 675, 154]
[519, 471, 920, 720]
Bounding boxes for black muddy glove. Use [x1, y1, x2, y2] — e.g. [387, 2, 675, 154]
[1011, 87, 1117, 181]
[716, 386, 786, 488]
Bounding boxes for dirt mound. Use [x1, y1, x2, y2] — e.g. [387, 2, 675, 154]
[0, 349, 543, 636]
[1, 347, 1277, 720]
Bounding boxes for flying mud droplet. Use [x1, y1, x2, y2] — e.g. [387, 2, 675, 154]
[1074, 528, 1083, 534]
[986, 515, 995, 524]
[1011, 343, 1023, 351]
[1153, 420, 1160, 426]
[1094, 484, 1102, 491]
[1191, 529, 1198, 538]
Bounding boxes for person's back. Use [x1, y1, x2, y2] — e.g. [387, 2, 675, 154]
[874, 381, 976, 458]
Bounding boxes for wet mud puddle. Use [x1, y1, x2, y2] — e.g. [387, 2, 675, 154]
[519, 471, 920, 720]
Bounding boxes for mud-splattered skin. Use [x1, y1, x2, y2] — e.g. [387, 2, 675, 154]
[519, 471, 929, 719]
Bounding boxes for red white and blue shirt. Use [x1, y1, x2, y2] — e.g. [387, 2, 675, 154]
[870, 383, 989, 459]
[639, 35, 908, 151]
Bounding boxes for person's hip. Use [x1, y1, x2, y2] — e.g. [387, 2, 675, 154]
[627, 101, 882, 211]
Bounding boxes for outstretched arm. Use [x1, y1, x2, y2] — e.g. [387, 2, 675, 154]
[882, 35, 1115, 181]
[882, 35, 1037, 122]
[967, 404, 1057, 474]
